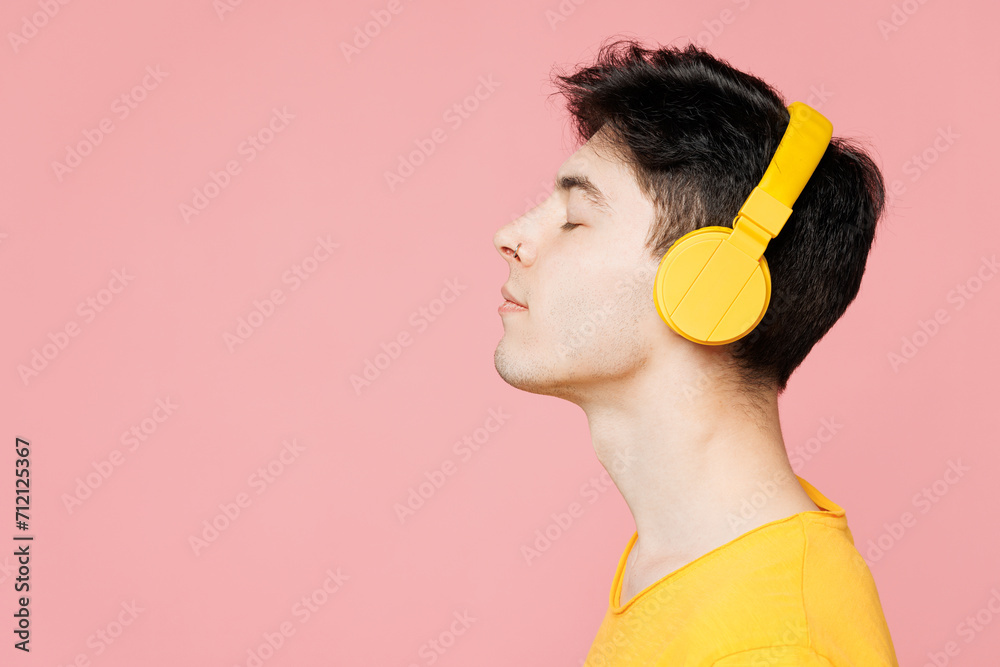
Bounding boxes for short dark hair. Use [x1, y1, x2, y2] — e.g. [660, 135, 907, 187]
[549, 38, 886, 394]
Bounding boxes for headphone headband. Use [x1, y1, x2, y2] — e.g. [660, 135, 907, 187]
[759, 101, 834, 208]
[727, 102, 834, 263]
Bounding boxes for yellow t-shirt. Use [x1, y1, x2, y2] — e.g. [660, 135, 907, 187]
[583, 476, 899, 666]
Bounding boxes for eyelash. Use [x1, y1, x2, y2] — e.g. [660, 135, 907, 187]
[561, 222, 581, 231]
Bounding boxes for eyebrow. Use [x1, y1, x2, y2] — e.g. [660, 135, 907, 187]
[555, 173, 613, 214]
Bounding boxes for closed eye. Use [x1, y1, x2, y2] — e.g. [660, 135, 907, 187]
[561, 222, 581, 230]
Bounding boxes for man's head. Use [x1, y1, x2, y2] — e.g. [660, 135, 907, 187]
[493, 39, 885, 409]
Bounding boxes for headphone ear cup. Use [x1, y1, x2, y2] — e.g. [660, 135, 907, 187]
[654, 226, 772, 345]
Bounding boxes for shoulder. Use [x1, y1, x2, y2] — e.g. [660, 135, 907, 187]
[794, 513, 887, 609]
[708, 644, 835, 666]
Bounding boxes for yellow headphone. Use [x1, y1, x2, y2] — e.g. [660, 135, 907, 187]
[653, 101, 833, 345]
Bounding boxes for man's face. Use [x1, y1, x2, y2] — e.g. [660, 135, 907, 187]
[492, 130, 664, 401]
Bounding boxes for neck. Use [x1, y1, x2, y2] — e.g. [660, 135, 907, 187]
[578, 351, 817, 569]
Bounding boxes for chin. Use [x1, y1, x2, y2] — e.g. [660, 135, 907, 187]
[493, 342, 582, 401]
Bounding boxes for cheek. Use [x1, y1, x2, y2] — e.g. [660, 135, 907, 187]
[546, 270, 650, 346]
[536, 248, 659, 340]
[603, 266, 660, 337]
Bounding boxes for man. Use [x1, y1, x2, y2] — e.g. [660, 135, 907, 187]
[492, 40, 899, 665]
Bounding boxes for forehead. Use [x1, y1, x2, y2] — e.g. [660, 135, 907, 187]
[556, 129, 648, 213]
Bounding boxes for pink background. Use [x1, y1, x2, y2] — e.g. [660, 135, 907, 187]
[2, 0, 998, 665]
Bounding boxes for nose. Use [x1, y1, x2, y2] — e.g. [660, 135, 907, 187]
[494, 203, 545, 266]
[493, 223, 523, 265]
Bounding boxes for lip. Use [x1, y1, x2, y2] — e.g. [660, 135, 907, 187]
[498, 299, 528, 314]
[500, 286, 527, 309]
